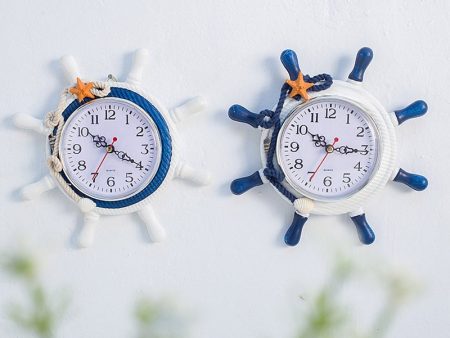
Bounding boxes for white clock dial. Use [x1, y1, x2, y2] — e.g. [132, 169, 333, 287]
[277, 97, 379, 201]
[59, 97, 162, 201]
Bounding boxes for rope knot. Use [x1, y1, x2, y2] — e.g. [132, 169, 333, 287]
[257, 109, 276, 129]
[303, 73, 333, 92]
[90, 81, 111, 98]
[44, 111, 61, 129]
[47, 155, 63, 172]
[263, 168, 285, 182]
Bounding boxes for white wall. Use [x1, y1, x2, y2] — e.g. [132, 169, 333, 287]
[0, 1, 449, 337]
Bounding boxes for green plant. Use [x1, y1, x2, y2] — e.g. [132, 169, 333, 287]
[1, 249, 417, 338]
[294, 255, 418, 338]
[134, 296, 187, 338]
[1, 251, 69, 338]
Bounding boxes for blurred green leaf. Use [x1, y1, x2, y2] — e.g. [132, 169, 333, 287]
[293, 254, 417, 338]
[2, 250, 69, 338]
[134, 297, 187, 338]
[1, 252, 38, 281]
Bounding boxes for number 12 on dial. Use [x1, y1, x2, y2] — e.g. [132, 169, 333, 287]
[277, 98, 379, 201]
[60, 97, 162, 201]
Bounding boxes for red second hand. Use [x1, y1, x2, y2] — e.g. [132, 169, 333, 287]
[91, 137, 117, 182]
[309, 137, 339, 182]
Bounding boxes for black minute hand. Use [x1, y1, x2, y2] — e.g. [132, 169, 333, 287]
[113, 149, 144, 170]
[334, 145, 369, 155]
[87, 131, 144, 169]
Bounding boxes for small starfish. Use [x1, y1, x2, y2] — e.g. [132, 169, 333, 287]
[69, 78, 95, 102]
[286, 72, 314, 101]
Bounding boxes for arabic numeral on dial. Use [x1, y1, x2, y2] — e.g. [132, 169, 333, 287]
[354, 162, 362, 171]
[125, 115, 130, 125]
[356, 126, 364, 137]
[73, 144, 82, 154]
[107, 176, 115, 187]
[77, 160, 86, 171]
[290, 141, 300, 152]
[125, 173, 133, 183]
[325, 107, 336, 119]
[346, 113, 350, 124]
[294, 159, 303, 169]
[77, 127, 89, 137]
[105, 107, 116, 120]
[136, 126, 144, 137]
[91, 114, 99, 124]
[360, 144, 369, 155]
[342, 173, 351, 183]
[141, 144, 149, 154]
[323, 176, 332, 187]
[310, 112, 319, 123]
[296, 124, 308, 135]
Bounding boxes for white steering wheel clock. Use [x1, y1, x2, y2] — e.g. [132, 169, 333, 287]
[229, 47, 428, 246]
[277, 97, 379, 202]
[58, 97, 163, 202]
[14, 49, 211, 247]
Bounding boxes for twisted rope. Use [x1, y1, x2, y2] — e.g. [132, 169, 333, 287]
[256, 110, 276, 129]
[45, 81, 112, 205]
[257, 73, 333, 203]
[304, 74, 333, 91]
[44, 89, 71, 129]
[90, 81, 111, 98]
[48, 154, 63, 172]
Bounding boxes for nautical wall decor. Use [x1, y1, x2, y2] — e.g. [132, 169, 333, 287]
[229, 47, 428, 246]
[14, 49, 210, 247]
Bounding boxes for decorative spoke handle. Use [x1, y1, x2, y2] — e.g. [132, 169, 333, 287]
[348, 47, 373, 82]
[280, 49, 301, 81]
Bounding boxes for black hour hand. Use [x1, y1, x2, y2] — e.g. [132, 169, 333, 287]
[88, 131, 108, 148]
[308, 132, 327, 148]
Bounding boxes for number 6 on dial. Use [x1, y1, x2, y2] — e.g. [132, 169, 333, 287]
[14, 49, 211, 248]
[229, 47, 428, 246]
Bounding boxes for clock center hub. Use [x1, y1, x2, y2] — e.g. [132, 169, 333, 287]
[325, 144, 334, 153]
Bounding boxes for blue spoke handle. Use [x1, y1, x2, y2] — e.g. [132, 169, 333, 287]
[280, 49, 301, 80]
[348, 47, 373, 82]
[228, 104, 260, 128]
[393, 168, 428, 191]
[230, 171, 264, 195]
[350, 214, 375, 245]
[394, 100, 428, 125]
[284, 213, 308, 246]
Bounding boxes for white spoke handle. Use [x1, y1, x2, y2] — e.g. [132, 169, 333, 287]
[138, 206, 166, 243]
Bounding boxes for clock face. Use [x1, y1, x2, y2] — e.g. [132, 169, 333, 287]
[59, 97, 162, 201]
[277, 97, 379, 201]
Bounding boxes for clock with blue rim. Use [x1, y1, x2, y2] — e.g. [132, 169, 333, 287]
[59, 97, 164, 203]
[14, 49, 210, 248]
[229, 47, 429, 246]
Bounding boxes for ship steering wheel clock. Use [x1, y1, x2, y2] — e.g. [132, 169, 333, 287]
[229, 47, 428, 246]
[14, 49, 211, 247]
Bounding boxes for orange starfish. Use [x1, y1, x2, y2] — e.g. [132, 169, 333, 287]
[286, 72, 314, 101]
[69, 78, 95, 102]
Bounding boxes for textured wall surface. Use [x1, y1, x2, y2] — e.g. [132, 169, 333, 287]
[0, 1, 449, 337]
